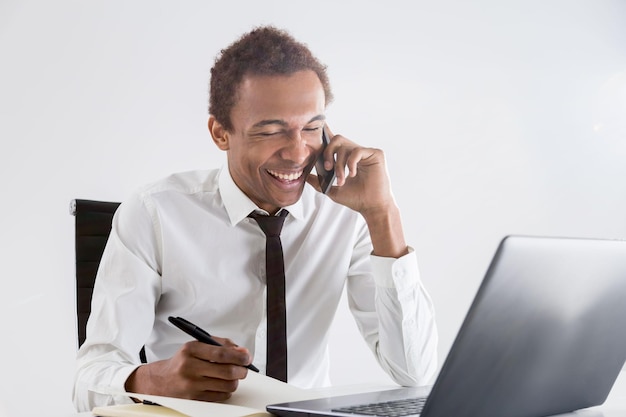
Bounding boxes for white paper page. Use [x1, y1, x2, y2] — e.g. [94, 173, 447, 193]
[122, 392, 269, 417]
[221, 371, 319, 409]
[99, 372, 320, 417]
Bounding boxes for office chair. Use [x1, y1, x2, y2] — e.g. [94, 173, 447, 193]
[70, 198, 121, 347]
[70, 199, 147, 363]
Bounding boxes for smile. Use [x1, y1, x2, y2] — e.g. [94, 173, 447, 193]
[267, 169, 304, 181]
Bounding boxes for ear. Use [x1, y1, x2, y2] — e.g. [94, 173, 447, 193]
[208, 116, 230, 151]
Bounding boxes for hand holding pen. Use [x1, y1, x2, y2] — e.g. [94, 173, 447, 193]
[125, 316, 255, 402]
[168, 316, 259, 372]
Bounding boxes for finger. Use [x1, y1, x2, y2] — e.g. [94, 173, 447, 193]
[204, 361, 249, 381]
[333, 144, 350, 186]
[193, 372, 242, 390]
[181, 354, 249, 382]
[211, 336, 238, 348]
[232, 346, 256, 367]
[345, 147, 377, 178]
[207, 337, 256, 367]
[185, 341, 252, 367]
[345, 149, 361, 178]
[181, 375, 241, 402]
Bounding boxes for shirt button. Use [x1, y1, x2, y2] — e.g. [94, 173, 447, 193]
[394, 268, 406, 279]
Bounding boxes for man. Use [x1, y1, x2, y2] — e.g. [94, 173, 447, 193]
[73, 25, 438, 412]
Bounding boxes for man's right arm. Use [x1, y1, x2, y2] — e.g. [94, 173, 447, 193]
[73, 195, 163, 411]
[72, 195, 252, 411]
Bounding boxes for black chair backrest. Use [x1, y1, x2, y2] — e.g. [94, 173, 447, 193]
[70, 199, 121, 348]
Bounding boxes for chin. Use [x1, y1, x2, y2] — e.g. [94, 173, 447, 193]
[275, 191, 305, 209]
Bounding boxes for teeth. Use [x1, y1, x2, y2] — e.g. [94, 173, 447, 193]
[268, 169, 303, 181]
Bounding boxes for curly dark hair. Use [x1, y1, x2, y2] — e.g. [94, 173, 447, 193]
[209, 26, 333, 131]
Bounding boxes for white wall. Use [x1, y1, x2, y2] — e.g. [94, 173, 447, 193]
[1, 1, 625, 416]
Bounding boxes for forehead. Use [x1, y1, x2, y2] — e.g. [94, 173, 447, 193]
[231, 70, 326, 128]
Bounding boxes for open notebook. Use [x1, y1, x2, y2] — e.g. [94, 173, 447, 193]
[91, 371, 394, 417]
[91, 371, 317, 417]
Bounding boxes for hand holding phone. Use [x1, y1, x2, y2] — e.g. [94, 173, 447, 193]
[315, 127, 336, 194]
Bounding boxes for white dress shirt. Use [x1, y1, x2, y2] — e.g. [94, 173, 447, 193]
[73, 167, 438, 412]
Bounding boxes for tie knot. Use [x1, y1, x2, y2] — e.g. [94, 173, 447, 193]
[249, 211, 288, 237]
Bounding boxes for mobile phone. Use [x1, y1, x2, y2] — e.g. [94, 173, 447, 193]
[315, 128, 336, 194]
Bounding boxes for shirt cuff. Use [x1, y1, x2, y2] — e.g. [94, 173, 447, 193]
[113, 364, 142, 402]
[370, 246, 420, 289]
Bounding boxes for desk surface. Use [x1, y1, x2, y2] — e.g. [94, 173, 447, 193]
[58, 371, 626, 417]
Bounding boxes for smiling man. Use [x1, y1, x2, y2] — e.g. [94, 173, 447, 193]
[73, 26, 438, 412]
[210, 70, 326, 214]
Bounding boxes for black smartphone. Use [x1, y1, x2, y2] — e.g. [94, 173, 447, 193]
[315, 127, 336, 194]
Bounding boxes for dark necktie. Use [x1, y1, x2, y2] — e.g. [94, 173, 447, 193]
[249, 210, 288, 382]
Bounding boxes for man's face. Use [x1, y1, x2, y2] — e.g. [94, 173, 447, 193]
[212, 70, 326, 214]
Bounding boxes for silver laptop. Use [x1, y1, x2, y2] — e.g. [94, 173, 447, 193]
[267, 235, 626, 417]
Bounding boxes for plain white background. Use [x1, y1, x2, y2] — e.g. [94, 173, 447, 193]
[1, 1, 625, 416]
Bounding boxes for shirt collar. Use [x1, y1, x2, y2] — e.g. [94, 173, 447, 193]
[218, 165, 305, 226]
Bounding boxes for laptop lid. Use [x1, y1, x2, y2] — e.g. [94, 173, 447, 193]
[267, 235, 626, 417]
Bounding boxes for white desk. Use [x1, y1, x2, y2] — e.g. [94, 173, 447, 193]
[57, 371, 626, 417]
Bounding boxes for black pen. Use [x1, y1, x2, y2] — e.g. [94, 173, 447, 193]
[168, 316, 260, 372]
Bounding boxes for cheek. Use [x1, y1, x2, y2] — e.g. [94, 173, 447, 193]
[227, 135, 282, 172]
[250, 143, 280, 164]
[231, 146, 269, 174]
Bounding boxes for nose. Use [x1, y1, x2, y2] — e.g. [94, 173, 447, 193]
[280, 131, 310, 165]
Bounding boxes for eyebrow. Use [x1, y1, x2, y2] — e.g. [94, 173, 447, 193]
[251, 114, 326, 129]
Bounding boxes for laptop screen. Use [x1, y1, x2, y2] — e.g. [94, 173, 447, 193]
[422, 235, 626, 417]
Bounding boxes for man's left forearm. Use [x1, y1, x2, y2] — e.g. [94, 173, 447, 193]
[362, 204, 410, 258]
